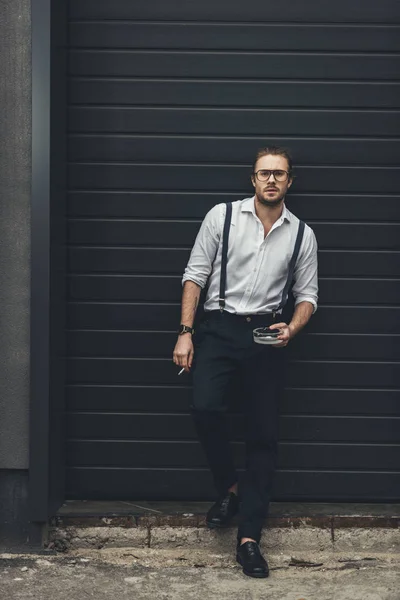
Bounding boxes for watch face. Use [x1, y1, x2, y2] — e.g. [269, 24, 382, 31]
[180, 325, 192, 334]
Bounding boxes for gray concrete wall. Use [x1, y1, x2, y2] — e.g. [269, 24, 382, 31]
[0, 0, 31, 469]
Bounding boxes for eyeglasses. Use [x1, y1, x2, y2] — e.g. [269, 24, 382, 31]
[253, 169, 290, 182]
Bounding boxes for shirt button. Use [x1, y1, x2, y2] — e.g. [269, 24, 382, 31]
[246, 316, 251, 322]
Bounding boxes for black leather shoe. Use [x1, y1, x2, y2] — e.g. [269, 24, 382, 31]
[236, 541, 269, 578]
[206, 491, 239, 528]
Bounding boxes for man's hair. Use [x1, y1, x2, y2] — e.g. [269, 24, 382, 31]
[252, 146, 294, 177]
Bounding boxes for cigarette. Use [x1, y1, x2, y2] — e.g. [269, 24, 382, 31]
[178, 368, 185, 375]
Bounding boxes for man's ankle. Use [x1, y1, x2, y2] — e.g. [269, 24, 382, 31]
[228, 483, 238, 495]
[240, 537, 257, 546]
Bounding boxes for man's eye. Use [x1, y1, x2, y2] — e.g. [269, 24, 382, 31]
[259, 170, 270, 177]
[275, 171, 285, 178]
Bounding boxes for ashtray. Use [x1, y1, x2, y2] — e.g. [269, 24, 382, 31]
[253, 327, 281, 345]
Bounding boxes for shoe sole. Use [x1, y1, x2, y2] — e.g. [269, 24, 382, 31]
[236, 554, 269, 578]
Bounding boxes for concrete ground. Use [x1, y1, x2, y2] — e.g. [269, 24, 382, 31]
[1, 547, 399, 600]
[3, 503, 398, 598]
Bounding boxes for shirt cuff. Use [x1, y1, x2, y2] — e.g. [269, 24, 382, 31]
[182, 274, 206, 289]
[294, 297, 318, 314]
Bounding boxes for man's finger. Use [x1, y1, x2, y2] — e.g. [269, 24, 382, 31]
[175, 354, 184, 368]
[269, 322, 287, 330]
[276, 329, 288, 339]
[273, 340, 287, 348]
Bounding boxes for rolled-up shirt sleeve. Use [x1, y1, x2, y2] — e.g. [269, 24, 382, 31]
[182, 203, 223, 289]
[292, 227, 319, 314]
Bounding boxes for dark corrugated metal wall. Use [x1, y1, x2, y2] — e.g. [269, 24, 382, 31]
[66, 1, 400, 500]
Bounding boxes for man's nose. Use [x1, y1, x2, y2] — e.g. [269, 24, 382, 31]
[267, 172, 277, 182]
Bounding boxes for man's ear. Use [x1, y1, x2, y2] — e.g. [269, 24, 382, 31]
[251, 176, 255, 188]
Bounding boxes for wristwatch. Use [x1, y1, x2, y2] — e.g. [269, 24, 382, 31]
[178, 324, 195, 335]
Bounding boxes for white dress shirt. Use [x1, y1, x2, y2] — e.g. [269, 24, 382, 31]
[182, 196, 318, 316]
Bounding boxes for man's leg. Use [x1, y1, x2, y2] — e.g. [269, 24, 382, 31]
[236, 345, 287, 545]
[190, 316, 239, 497]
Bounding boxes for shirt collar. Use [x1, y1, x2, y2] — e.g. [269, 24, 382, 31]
[241, 195, 291, 223]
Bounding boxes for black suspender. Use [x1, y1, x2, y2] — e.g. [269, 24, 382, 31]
[217, 202, 305, 316]
[274, 219, 305, 316]
[218, 202, 232, 311]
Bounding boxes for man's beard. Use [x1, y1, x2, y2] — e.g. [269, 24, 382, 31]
[255, 188, 286, 208]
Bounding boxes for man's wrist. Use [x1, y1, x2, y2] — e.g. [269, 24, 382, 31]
[178, 324, 195, 335]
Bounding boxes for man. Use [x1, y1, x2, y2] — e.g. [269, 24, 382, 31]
[172, 146, 318, 578]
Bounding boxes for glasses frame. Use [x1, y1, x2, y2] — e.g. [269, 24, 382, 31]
[253, 169, 290, 182]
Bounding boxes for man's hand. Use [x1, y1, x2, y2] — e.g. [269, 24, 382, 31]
[268, 322, 293, 348]
[173, 334, 194, 372]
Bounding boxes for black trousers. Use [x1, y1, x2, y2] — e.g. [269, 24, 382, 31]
[190, 309, 287, 545]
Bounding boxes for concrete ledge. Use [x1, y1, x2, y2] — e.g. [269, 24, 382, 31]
[48, 501, 400, 554]
[52, 500, 400, 530]
[48, 526, 399, 554]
